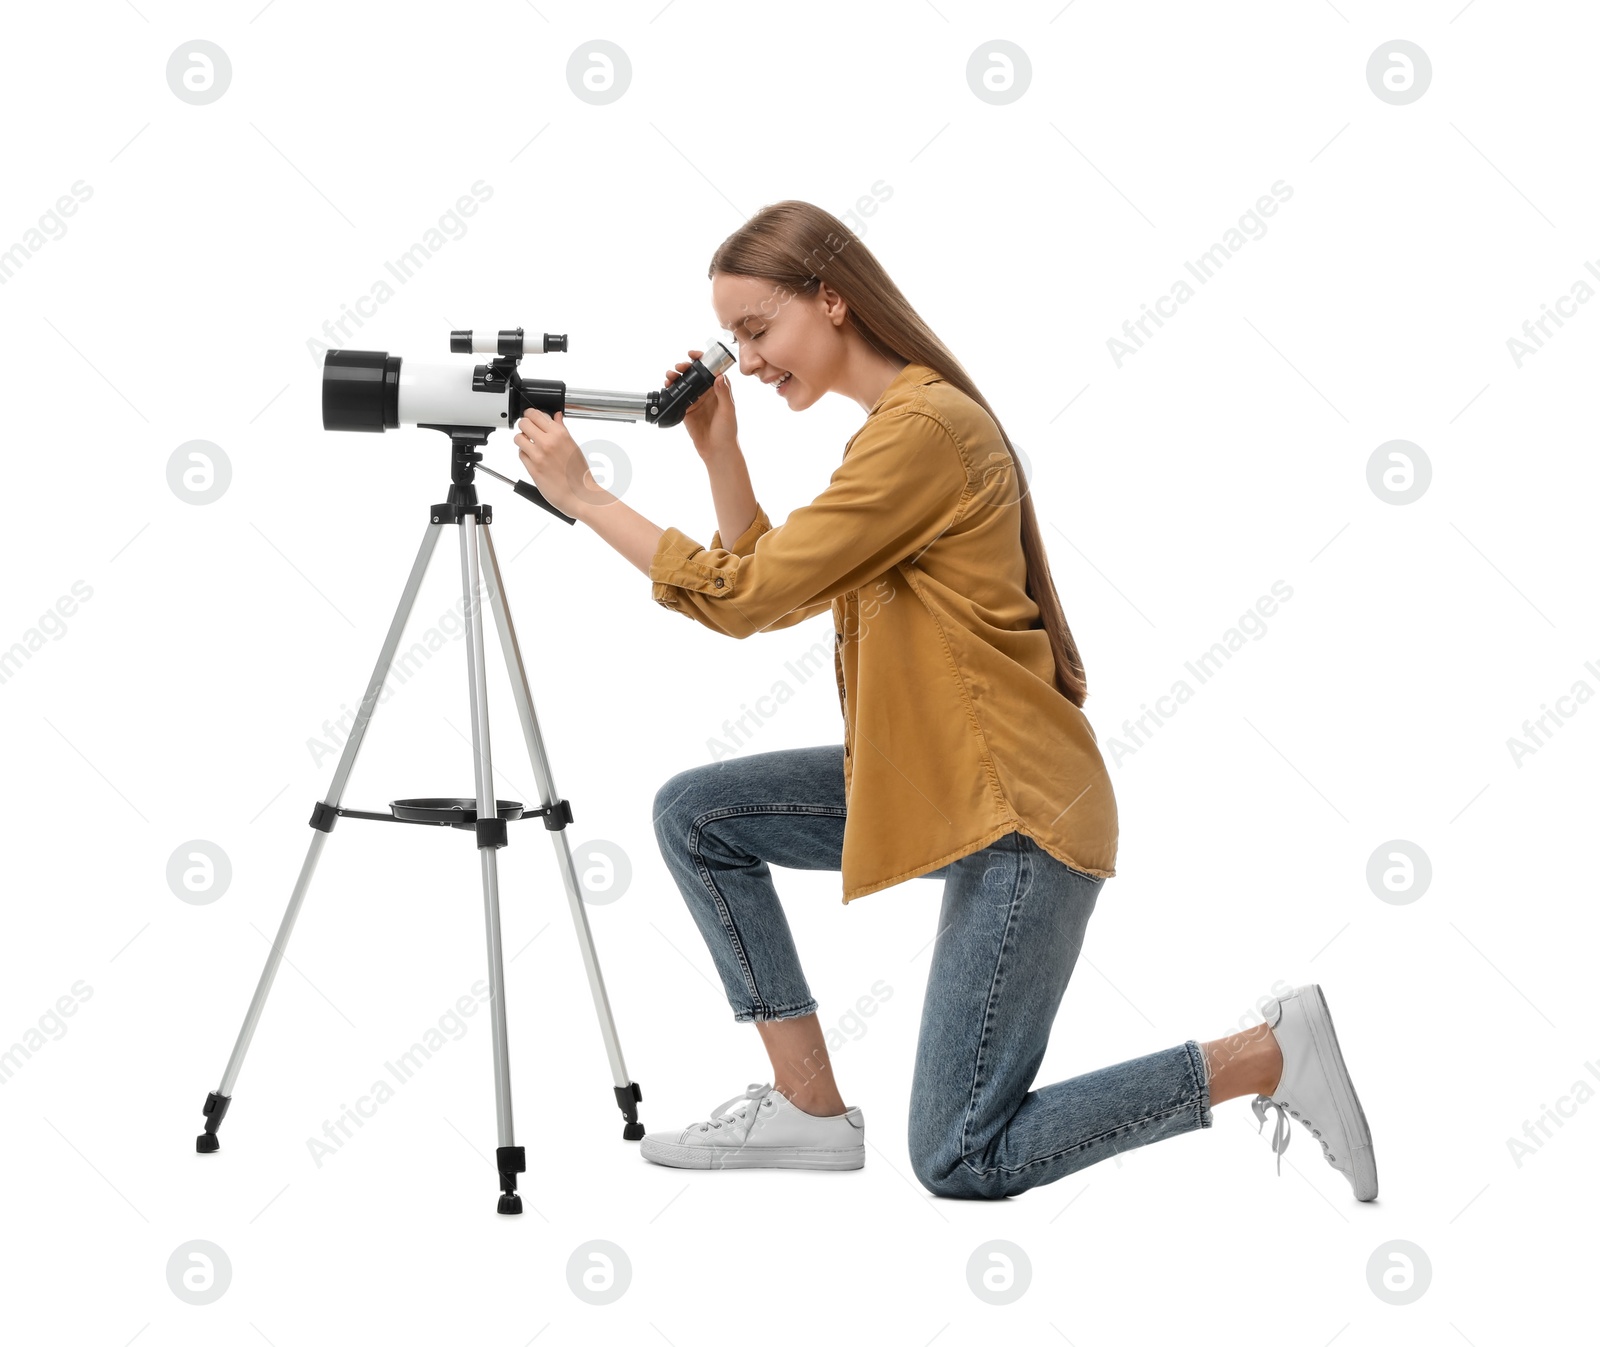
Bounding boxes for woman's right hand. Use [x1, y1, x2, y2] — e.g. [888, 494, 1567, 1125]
[665, 349, 740, 463]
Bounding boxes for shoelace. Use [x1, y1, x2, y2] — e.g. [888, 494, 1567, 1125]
[1251, 1094, 1335, 1176]
[697, 1082, 775, 1141]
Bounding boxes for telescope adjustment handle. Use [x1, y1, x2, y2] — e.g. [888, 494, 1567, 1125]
[512, 479, 578, 526]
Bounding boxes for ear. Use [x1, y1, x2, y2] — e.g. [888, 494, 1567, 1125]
[819, 281, 847, 321]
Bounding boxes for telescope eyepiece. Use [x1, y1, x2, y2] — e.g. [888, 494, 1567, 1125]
[646, 338, 736, 427]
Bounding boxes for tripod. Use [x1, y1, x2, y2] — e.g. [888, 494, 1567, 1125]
[194, 432, 645, 1214]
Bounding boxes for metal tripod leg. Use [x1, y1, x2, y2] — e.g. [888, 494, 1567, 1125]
[194, 500, 645, 1213]
[478, 522, 646, 1140]
[195, 521, 445, 1154]
[458, 512, 526, 1214]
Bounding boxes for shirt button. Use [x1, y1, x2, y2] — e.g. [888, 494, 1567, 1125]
[714, 577, 724, 587]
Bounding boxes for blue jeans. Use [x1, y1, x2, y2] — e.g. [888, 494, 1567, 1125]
[651, 744, 1213, 1200]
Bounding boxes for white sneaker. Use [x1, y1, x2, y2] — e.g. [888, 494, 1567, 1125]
[639, 1082, 865, 1170]
[1251, 984, 1378, 1202]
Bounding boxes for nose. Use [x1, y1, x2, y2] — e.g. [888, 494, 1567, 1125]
[736, 345, 763, 377]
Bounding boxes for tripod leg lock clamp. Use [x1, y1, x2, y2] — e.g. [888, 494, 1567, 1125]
[196, 1090, 232, 1153]
[537, 798, 574, 831]
[475, 816, 509, 849]
[615, 1081, 645, 1140]
[430, 501, 492, 526]
[309, 800, 340, 833]
[614, 1081, 642, 1119]
[495, 1145, 526, 1195]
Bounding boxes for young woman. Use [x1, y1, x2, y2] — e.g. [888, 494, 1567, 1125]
[513, 200, 1377, 1202]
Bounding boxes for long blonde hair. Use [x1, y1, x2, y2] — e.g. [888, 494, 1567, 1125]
[709, 200, 1091, 707]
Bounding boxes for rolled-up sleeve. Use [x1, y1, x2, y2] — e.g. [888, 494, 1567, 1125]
[709, 504, 773, 557]
[649, 409, 972, 639]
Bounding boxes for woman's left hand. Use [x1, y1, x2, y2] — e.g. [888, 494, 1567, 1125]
[513, 408, 598, 517]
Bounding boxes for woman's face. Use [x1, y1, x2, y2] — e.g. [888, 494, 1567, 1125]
[711, 271, 845, 412]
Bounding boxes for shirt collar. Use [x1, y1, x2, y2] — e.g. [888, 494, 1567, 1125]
[867, 361, 941, 416]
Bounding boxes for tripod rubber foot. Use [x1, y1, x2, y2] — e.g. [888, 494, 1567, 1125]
[622, 1122, 644, 1141]
[196, 1090, 231, 1154]
[497, 1193, 523, 1215]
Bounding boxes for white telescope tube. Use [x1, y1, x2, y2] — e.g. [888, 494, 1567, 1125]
[396, 363, 510, 429]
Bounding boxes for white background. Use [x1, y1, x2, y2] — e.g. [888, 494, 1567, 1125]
[1, 0, 1594, 1341]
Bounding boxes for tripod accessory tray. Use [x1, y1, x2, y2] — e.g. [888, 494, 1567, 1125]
[391, 797, 524, 827]
[307, 795, 575, 854]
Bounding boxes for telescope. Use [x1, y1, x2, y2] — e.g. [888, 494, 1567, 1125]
[197, 332, 685, 1207]
[322, 328, 733, 524]
[323, 327, 733, 435]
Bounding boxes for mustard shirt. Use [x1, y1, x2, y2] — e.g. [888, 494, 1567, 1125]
[649, 361, 1118, 904]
